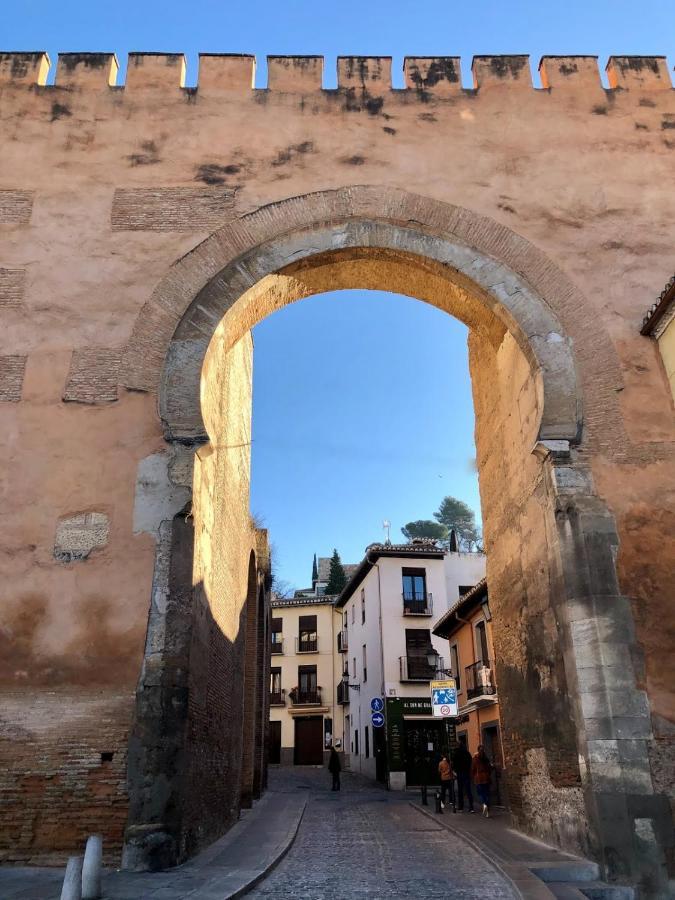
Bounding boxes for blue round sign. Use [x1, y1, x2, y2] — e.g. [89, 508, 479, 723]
[370, 697, 384, 713]
[371, 711, 385, 728]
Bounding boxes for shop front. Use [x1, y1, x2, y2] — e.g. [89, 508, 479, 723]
[385, 697, 457, 789]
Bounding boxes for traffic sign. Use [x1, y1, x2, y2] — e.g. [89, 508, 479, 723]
[370, 697, 384, 713]
[371, 711, 385, 728]
[430, 678, 458, 717]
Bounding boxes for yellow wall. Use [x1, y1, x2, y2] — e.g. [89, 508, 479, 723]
[269, 601, 342, 751]
[657, 316, 675, 403]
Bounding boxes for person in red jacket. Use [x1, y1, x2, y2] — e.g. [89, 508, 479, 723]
[437, 754, 455, 810]
[471, 745, 493, 817]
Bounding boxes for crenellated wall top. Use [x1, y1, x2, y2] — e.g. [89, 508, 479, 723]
[0, 51, 672, 95]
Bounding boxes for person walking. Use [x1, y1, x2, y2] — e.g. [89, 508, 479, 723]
[471, 744, 493, 817]
[328, 745, 341, 791]
[437, 753, 455, 810]
[451, 737, 474, 813]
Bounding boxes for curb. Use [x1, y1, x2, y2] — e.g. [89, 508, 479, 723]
[228, 794, 308, 898]
[409, 801, 557, 900]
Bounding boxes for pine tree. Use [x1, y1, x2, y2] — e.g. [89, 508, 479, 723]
[311, 553, 318, 585]
[325, 548, 348, 596]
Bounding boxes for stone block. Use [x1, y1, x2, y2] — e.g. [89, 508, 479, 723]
[54, 512, 109, 563]
[197, 54, 255, 93]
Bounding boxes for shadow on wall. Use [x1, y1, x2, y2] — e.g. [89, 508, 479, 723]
[124, 508, 270, 871]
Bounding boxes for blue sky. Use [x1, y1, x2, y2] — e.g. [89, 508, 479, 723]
[5, 1, 674, 589]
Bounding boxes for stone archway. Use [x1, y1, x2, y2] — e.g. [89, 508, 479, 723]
[123, 187, 669, 895]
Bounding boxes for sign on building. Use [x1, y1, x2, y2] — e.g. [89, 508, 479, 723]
[430, 679, 458, 718]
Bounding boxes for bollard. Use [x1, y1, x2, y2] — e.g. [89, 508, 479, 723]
[82, 834, 103, 899]
[435, 790, 443, 814]
[421, 785, 428, 806]
[60, 856, 83, 900]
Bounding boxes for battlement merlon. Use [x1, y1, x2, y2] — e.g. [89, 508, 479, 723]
[0, 52, 672, 93]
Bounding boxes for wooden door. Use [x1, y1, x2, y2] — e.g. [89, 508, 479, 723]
[294, 716, 323, 765]
[269, 720, 281, 765]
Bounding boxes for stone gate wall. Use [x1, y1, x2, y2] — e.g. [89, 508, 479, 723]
[0, 51, 674, 883]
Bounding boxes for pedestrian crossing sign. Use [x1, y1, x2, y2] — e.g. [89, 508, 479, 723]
[430, 679, 458, 718]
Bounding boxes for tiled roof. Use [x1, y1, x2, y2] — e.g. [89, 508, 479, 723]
[432, 577, 488, 638]
[641, 274, 675, 336]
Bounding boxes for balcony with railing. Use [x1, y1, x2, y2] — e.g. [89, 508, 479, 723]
[465, 659, 497, 703]
[271, 637, 283, 655]
[337, 630, 348, 653]
[399, 655, 443, 682]
[402, 592, 433, 616]
[337, 680, 350, 705]
[289, 686, 322, 706]
[295, 636, 319, 653]
[270, 689, 286, 707]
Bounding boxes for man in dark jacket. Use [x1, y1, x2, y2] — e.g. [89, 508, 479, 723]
[451, 737, 474, 812]
[328, 746, 341, 791]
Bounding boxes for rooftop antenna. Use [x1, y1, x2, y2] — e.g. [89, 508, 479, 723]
[383, 519, 391, 545]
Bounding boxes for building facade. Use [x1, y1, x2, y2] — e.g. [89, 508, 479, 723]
[335, 541, 485, 789]
[642, 275, 675, 402]
[432, 579, 505, 804]
[268, 595, 343, 766]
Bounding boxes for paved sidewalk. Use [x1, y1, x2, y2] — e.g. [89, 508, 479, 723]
[409, 800, 633, 899]
[0, 790, 306, 900]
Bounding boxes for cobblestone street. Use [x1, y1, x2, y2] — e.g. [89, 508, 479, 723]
[249, 767, 516, 899]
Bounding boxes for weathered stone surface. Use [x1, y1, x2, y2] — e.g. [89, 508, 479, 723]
[54, 511, 109, 562]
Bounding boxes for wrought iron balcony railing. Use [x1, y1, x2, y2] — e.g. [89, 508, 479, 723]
[289, 687, 322, 706]
[465, 659, 497, 700]
[295, 636, 319, 653]
[269, 689, 285, 707]
[337, 630, 348, 652]
[399, 655, 443, 682]
[402, 592, 433, 616]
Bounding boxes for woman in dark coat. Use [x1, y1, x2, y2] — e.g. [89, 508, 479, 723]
[328, 746, 342, 791]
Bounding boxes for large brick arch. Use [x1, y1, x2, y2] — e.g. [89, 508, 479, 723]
[120, 186, 622, 444]
[120, 186, 672, 893]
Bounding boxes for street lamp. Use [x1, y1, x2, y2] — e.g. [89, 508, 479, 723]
[426, 650, 453, 677]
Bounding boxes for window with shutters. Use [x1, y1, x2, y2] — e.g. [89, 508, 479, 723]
[298, 614, 317, 653]
[271, 617, 283, 654]
[404, 628, 435, 679]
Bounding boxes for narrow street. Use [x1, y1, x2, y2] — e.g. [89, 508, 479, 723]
[249, 767, 516, 899]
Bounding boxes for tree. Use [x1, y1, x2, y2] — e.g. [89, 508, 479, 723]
[401, 520, 449, 542]
[325, 549, 348, 596]
[434, 496, 482, 551]
[311, 553, 318, 585]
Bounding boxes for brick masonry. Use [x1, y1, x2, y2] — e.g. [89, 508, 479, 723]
[0, 354, 26, 401]
[63, 349, 121, 403]
[0, 190, 33, 225]
[111, 187, 236, 231]
[0, 268, 26, 308]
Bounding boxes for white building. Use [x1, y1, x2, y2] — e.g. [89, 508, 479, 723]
[334, 539, 485, 789]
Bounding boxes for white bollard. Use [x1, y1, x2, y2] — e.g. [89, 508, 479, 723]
[81, 834, 103, 899]
[60, 856, 83, 900]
